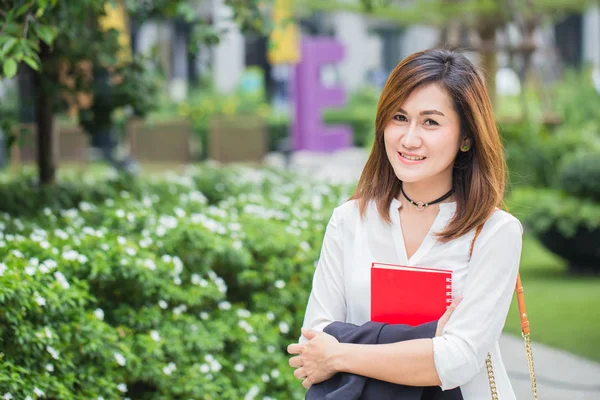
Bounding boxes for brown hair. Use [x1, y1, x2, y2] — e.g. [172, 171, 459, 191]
[351, 48, 506, 241]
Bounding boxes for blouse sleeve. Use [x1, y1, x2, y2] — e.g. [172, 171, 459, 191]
[431, 217, 523, 390]
[299, 207, 347, 344]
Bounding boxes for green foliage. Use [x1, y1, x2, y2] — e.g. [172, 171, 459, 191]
[552, 67, 600, 130]
[0, 165, 354, 399]
[558, 151, 600, 201]
[508, 186, 600, 238]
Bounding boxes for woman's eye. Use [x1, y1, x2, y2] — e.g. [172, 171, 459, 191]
[424, 119, 439, 126]
[393, 114, 407, 122]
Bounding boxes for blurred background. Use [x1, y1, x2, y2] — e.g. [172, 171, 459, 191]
[0, 0, 599, 399]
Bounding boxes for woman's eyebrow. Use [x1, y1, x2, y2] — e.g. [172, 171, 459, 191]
[398, 108, 445, 117]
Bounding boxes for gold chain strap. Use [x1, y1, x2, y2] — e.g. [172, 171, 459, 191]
[471, 224, 539, 399]
[524, 332, 539, 399]
[486, 352, 499, 400]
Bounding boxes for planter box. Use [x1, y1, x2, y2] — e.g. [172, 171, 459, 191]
[128, 118, 193, 163]
[208, 115, 267, 164]
[11, 122, 89, 167]
[539, 224, 600, 274]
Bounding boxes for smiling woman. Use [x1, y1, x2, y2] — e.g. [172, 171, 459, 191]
[288, 48, 525, 400]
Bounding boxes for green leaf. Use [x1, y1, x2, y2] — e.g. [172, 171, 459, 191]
[1, 38, 18, 56]
[3, 59, 17, 78]
[36, 25, 57, 46]
[23, 56, 39, 70]
[16, 3, 32, 17]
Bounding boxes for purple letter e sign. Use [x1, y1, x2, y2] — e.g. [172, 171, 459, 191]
[292, 37, 352, 152]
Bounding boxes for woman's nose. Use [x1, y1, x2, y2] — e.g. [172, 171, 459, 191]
[402, 124, 421, 148]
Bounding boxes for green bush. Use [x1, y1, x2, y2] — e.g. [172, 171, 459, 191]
[558, 151, 600, 201]
[0, 166, 353, 399]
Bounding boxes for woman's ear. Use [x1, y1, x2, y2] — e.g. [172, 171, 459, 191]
[460, 138, 471, 152]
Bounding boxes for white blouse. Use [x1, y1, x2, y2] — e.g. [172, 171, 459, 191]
[300, 198, 522, 400]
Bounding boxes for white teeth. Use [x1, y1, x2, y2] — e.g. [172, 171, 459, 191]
[400, 153, 425, 161]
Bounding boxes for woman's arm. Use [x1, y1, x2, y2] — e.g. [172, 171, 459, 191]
[298, 207, 347, 343]
[293, 217, 523, 389]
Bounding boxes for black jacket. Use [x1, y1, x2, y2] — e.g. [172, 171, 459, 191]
[305, 321, 463, 400]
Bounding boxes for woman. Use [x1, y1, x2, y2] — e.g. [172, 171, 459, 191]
[287, 48, 522, 399]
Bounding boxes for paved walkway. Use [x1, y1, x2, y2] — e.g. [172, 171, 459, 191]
[265, 147, 600, 399]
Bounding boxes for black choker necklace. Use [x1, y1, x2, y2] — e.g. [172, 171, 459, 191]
[401, 186, 454, 211]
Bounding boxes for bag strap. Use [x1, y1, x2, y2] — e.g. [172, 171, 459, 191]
[470, 224, 538, 399]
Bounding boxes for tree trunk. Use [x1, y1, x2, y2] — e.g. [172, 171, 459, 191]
[477, 21, 498, 106]
[35, 43, 56, 185]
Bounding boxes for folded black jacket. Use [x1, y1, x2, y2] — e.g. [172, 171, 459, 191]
[305, 321, 463, 400]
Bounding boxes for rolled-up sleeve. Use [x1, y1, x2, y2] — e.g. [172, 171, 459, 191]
[432, 218, 523, 390]
[299, 207, 346, 344]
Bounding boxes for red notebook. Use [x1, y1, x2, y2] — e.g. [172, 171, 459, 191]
[371, 262, 453, 326]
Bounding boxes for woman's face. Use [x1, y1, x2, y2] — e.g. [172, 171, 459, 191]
[383, 83, 466, 185]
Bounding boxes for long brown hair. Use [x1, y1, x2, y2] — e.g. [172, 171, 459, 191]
[351, 48, 506, 241]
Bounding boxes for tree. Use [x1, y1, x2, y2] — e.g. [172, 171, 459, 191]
[0, 0, 274, 184]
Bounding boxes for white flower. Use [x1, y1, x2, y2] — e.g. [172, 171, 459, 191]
[150, 330, 161, 342]
[238, 320, 254, 334]
[234, 363, 245, 372]
[25, 396, 32, 400]
[43, 207, 52, 216]
[236, 309, 251, 318]
[0, 263, 6, 276]
[278, 322, 290, 334]
[0, 241, 5, 247]
[44, 327, 53, 339]
[156, 226, 166, 237]
[77, 254, 88, 264]
[174, 208, 186, 218]
[210, 359, 222, 372]
[105, 198, 115, 207]
[114, 352, 126, 366]
[233, 240, 243, 250]
[116, 209, 126, 218]
[199, 364, 210, 374]
[159, 300, 168, 309]
[143, 259, 156, 271]
[46, 364, 54, 372]
[163, 362, 176, 375]
[35, 296, 46, 307]
[40, 241, 50, 249]
[97, 397, 104, 400]
[271, 369, 280, 378]
[3, 393, 13, 400]
[33, 387, 44, 397]
[117, 236, 127, 245]
[54, 272, 70, 289]
[173, 276, 182, 285]
[199, 312, 209, 320]
[94, 308, 104, 321]
[274, 280, 286, 289]
[261, 374, 270, 382]
[39, 264, 50, 274]
[173, 304, 187, 315]
[161, 254, 172, 263]
[218, 301, 231, 311]
[46, 346, 60, 360]
[11, 250, 23, 258]
[101, 244, 109, 251]
[267, 345, 275, 353]
[266, 312, 275, 321]
[125, 247, 137, 256]
[117, 383, 128, 393]
[249, 335, 257, 343]
[43, 259, 57, 270]
[244, 386, 259, 400]
[62, 250, 78, 261]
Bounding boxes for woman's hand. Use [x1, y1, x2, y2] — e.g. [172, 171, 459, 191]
[287, 328, 340, 389]
[435, 296, 462, 336]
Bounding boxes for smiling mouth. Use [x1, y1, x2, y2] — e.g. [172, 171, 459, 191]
[399, 152, 426, 161]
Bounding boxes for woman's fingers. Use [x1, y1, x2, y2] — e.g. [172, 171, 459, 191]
[294, 367, 307, 379]
[436, 296, 462, 336]
[287, 343, 304, 355]
[302, 377, 313, 389]
[289, 355, 303, 368]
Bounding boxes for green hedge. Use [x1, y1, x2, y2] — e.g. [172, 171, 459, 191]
[0, 166, 353, 399]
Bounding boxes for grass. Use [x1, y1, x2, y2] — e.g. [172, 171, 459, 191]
[503, 234, 600, 362]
